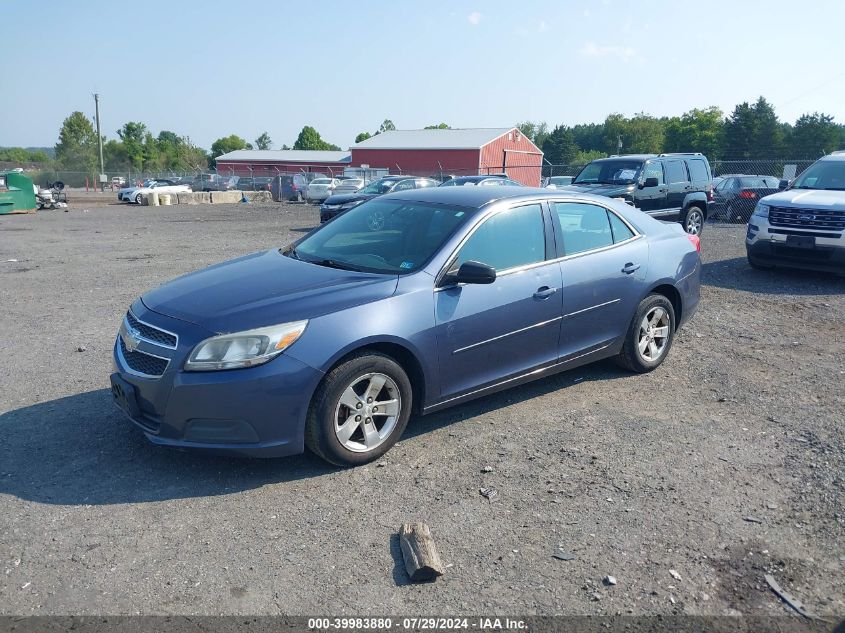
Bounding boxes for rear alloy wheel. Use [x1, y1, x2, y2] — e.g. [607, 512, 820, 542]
[616, 294, 676, 373]
[134, 193, 143, 204]
[305, 352, 412, 466]
[682, 206, 705, 235]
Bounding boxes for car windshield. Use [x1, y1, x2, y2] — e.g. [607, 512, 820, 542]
[791, 160, 845, 191]
[290, 199, 472, 274]
[549, 176, 572, 185]
[359, 178, 400, 194]
[573, 160, 642, 185]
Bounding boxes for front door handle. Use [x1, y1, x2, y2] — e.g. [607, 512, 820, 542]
[533, 286, 557, 299]
[621, 262, 641, 275]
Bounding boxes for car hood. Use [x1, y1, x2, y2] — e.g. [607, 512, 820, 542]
[323, 192, 378, 206]
[762, 189, 845, 208]
[561, 183, 637, 197]
[142, 249, 398, 333]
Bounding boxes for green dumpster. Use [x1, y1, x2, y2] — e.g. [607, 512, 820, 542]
[0, 171, 37, 214]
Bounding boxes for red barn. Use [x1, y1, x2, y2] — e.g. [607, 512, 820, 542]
[349, 127, 543, 186]
[214, 150, 351, 177]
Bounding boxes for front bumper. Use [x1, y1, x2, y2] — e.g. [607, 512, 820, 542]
[746, 221, 845, 273]
[111, 301, 325, 457]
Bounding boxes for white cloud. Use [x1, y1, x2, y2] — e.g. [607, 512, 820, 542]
[580, 41, 637, 62]
[467, 11, 482, 25]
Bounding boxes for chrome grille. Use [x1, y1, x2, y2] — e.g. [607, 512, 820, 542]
[126, 311, 177, 348]
[769, 207, 845, 232]
[118, 337, 169, 377]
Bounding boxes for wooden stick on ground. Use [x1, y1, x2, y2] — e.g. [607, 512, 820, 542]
[399, 522, 444, 583]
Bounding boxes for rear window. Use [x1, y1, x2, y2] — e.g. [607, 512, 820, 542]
[739, 177, 776, 188]
[687, 159, 709, 182]
[311, 178, 333, 184]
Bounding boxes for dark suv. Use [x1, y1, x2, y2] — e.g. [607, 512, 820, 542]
[565, 153, 713, 235]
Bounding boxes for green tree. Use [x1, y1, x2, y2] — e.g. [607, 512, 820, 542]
[724, 97, 784, 159]
[55, 111, 97, 171]
[571, 123, 606, 154]
[424, 123, 451, 130]
[378, 119, 396, 134]
[292, 126, 340, 151]
[517, 121, 549, 148]
[254, 132, 272, 150]
[103, 139, 129, 171]
[117, 122, 148, 170]
[355, 132, 372, 143]
[663, 106, 724, 159]
[603, 113, 664, 154]
[789, 113, 839, 158]
[210, 134, 248, 162]
[542, 125, 579, 164]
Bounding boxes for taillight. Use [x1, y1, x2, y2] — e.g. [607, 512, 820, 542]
[706, 189, 714, 202]
[687, 234, 701, 252]
[739, 190, 757, 199]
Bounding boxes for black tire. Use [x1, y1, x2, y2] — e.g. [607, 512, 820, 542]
[134, 193, 143, 204]
[305, 352, 413, 466]
[615, 294, 676, 373]
[681, 205, 705, 236]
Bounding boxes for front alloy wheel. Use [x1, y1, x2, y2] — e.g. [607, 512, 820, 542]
[334, 372, 401, 453]
[305, 352, 412, 466]
[134, 193, 143, 204]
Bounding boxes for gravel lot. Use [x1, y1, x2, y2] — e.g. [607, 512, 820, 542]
[1, 202, 843, 618]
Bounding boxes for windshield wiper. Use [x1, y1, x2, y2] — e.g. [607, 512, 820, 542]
[310, 258, 362, 271]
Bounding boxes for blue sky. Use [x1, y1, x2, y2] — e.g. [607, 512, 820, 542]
[2, 0, 844, 150]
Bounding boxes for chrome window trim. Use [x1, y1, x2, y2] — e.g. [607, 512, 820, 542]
[126, 309, 179, 349]
[115, 336, 171, 379]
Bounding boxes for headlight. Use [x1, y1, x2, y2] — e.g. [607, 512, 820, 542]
[184, 320, 308, 371]
[752, 202, 770, 218]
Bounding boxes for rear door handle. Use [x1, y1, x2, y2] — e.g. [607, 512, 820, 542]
[533, 286, 557, 299]
[621, 263, 641, 275]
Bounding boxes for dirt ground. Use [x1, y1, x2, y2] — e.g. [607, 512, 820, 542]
[0, 201, 843, 619]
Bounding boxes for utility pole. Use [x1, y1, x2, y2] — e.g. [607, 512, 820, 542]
[93, 93, 104, 189]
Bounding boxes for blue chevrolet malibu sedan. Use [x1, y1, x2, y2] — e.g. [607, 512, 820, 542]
[111, 187, 700, 465]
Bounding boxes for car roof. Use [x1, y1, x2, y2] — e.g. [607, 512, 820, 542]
[448, 175, 504, 182]
[821, 151, 845, 161]
[592, 154, 655, 162]
[380, 184, 620, 210]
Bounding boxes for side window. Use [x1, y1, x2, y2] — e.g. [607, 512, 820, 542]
[715, 179, 728, 192]
[608, 211, 635, 243]
[454, 204, 545, 272]
[393, 179, 415, 191]
[665, 160, 688, 184]
[418, 179, 437, 188]
[687, 159, 709, 182]
[642, 161, 664, 185]
[552, 202, 614, 256]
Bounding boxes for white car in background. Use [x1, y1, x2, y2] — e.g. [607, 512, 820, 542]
[306, 178, 340, 202]
[331, 177, 367, 195]
[123, 179, 191, 204]
[118, 179, 153, 202]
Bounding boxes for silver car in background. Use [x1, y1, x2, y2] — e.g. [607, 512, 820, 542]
[306, 178, 340, 202]
[331, 178, 367, 196]
[746, 151, 845, 273]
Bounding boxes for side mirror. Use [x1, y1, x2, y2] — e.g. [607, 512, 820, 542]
[641, 176, 659, 189]
[444, 260, 497, 286]
[778, 179, 790, 190]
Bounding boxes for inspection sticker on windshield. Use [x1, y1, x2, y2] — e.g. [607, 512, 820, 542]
[400, 261, 414, 269]
[617, 169, 637, 180]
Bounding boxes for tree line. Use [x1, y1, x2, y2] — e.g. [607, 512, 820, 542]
[5, 98, 844, 175]
[523, 97, 845, 165]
